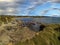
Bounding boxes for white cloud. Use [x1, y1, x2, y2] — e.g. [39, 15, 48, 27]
[0, 0, 14, 2]
[0, 9, 4, 11]
[0, 0, 60, 15]
[7, 8, 15, 12]
[49, 0, 60, 3]
[0, 0, 21, 15]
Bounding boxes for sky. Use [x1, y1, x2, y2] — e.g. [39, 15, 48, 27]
[0, 0, 60, 16]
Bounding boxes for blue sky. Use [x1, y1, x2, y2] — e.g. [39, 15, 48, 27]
[0, 0, 60, 16]
[24, 2, 60, 16]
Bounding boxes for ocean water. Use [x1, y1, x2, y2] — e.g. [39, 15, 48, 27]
[34, 17, 60, 24]
[16, 17, 60, 24]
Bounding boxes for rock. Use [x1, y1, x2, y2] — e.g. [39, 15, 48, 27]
[39, 24, 46, 31]
[58, 36, 60, 40]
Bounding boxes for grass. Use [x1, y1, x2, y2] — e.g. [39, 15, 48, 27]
[15, 24, 60, 45]
[0, 15, 14, 25]
[0, 16, 60, 45]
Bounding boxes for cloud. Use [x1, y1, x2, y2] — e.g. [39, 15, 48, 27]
[27, 0, 60, 15]
[26, 0, 49, 15]
[0, 0, 14, 2]
[0, 0, 22, 15]
[0, 0, 60, 15]
[49, 0, 60, 3]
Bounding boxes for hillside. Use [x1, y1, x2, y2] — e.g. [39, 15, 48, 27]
[15, 24, 60, 45]
[0, 16, 60, 45]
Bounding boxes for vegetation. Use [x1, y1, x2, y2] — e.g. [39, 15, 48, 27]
[15, 24, 60, 45]
[0, 15, 14, 25]
[0, 15, 45, 26]
[0, 16, 60, 45]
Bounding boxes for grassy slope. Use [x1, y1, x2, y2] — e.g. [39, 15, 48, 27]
[0, 16, 60, 45]
[16, 24, 60, 45]
[0, 16, 14, 26]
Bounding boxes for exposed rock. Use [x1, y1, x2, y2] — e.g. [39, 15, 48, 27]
[39, 24, 46, 31]
[58, 36, 60, 40]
